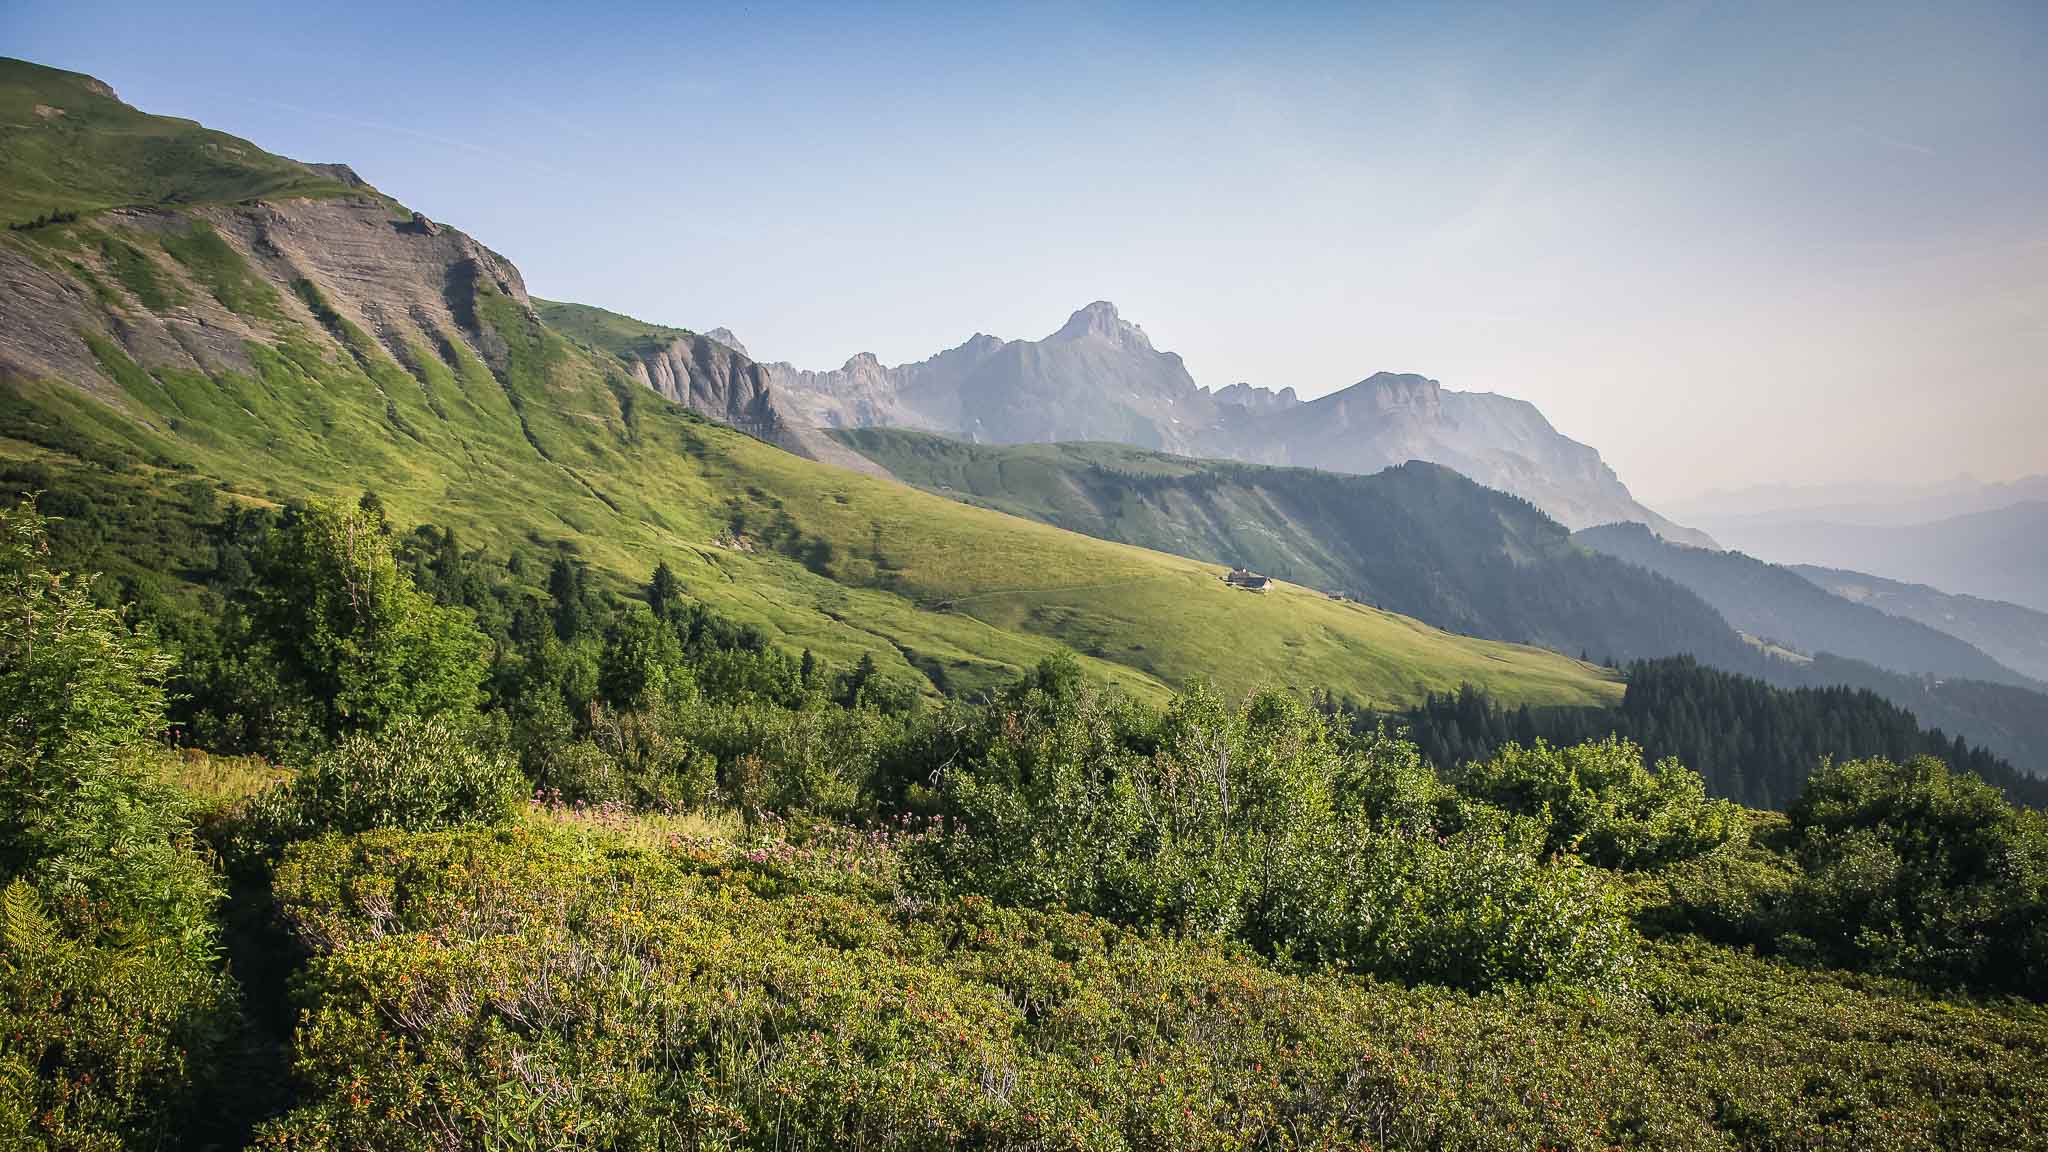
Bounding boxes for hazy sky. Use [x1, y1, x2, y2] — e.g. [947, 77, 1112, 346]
[7, 1, 2044, 501]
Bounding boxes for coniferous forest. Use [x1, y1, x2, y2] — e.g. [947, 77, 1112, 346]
[1399, 657, 2047, 811]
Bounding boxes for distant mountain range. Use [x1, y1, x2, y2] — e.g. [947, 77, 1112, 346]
[1690, 502, 2048, 614]
[1557, 523, 2048, 775]
[1573, 523, 2041, 689]
[1793, 564, 2048, 684]
[1667, 474, 2048, 526]
[686, 300, 1714, 546]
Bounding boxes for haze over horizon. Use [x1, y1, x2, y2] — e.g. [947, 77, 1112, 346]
[6, 0, 2043, 503]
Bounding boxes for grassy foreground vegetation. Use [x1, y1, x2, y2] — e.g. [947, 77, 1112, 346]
[4, 494, 2048, 1150]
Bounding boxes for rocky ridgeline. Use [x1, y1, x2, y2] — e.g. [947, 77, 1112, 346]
[721, 300, 1707, 540]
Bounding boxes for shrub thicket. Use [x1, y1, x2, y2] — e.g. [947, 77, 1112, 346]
[1782, 754, 2048, 994]
[253, 822, 2048, 1151]
[917, 669, 1640, 991]
[9, 480, 2048, 1152]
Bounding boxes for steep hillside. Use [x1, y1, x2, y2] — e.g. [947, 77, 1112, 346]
[1576, 523, 2039, 689]
[726, 300, 1708, 542]
[0, 58, 363, 225]
[0, 59, 1618, 713]
[831, 428, 1742, 665]
[1794, 564, 2048, 684]
[1793, 653, 2048, 780]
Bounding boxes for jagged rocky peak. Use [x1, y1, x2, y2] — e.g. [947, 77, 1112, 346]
[703, 327, 748, 357]
[663, 294, 1704, 542]
[1051, 300, 1153, 350]
[1214, 381, 1300, 413]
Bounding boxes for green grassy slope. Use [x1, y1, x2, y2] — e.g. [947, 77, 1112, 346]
[532, 297, 697, 360]
[829, 427, 1749, 666]
[0, 57, 362, 226]
[0, 61, 1618, 711]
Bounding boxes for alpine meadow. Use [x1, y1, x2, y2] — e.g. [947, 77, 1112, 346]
[3, 9, 2048, 1151]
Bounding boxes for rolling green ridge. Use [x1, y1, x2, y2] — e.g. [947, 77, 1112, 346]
[831, 430, 2048, 779]
[829, 428, 1748, 667]
[0, 57, 364, 225]
[0, 58, 1616, 714]
[532, 296, 698, 358]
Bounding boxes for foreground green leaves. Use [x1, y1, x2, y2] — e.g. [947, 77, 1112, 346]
[0, 499, 231, 1148]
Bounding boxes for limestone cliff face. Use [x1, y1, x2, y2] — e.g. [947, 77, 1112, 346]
[605, 331, 890, 477]
[1212, 381, 1299, 415]
[621, 332, 779, 433]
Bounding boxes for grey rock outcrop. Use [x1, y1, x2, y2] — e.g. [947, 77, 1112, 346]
[0, 194, 531, 412]
[702, 327, 748, 357]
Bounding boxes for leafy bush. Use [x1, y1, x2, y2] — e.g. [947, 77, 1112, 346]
[1454, 736, 1744, 869]
[238, 717, 522, 854]
[0, 499, 231, 1147]
[1629, 823, 1801, 945]
[917, 668, 1637, 991]
[0, 881, 233, 1150]
[1782, 755, 2048, 995]
[244, 501, 489, 744]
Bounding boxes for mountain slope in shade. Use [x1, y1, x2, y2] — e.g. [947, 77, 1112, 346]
[726, 301, 1711, 544]
[1575, 523, 2039, 689]
[834, 429, 2048, 776]
[1696, 502, 2048, 613]
[0, 57, 1622, 715]
[1794, 565, 2048, 684]
[830, 427, 1740, 666]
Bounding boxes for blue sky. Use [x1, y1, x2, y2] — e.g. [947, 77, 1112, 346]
[6, 1, 2044, 499]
